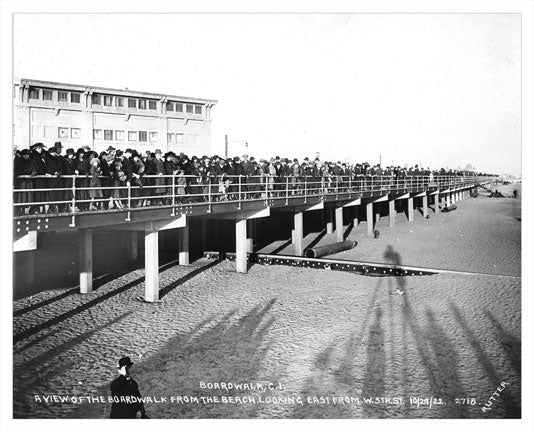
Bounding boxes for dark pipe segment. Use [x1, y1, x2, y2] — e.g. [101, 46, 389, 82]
[304, 240, 357, 258]
[441, 204, 457, 212]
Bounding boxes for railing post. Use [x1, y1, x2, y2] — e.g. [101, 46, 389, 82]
[285, 176, 289, 205]
[69, 176, 76, 227]
[171, 175, 176, 216]
[125, 181, 131, 221]
[238, 175, 242, 210]
[265, 175, 269, 204]
[304, 175, 308, 203]
[208, 179, 212, 213]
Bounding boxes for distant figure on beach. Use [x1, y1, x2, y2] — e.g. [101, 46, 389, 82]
[110, 356, 146, 419]
[513, 189, 518, 198]
[383, 245, 406, 294]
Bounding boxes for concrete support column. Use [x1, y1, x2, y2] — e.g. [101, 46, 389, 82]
[366, 202, 373, 236]
[79, 228, 93, 294]
[144, 227, 159, 302]
[235, 218, 247, 273]
[326, 207, 334, 234]
[446, 193, 451, 207]
[441, 195, 446, 210]
[246, 219, 254, 253]
[388, 199, 395, 228]
[127, 231, 138, 261]
[407, 197, 414, 222]
[422, 195, 428, 218]
[178, 225, 190, 265]
[451, 192, 456, 204]
[335, 206, 344, 242]
[294, 211, 304, 256]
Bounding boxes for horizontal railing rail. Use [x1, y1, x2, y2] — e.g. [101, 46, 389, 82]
[13, 174, 490, 218]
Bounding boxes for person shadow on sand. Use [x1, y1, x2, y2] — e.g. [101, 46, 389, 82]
[383, 244, 406, 295]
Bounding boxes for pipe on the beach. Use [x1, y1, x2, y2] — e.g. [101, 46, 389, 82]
[441, 204, 457, 212]
[304, 240, 357, 258]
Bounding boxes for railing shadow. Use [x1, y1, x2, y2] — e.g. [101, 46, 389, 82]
[13, 311, 133, 418]
[159, 259, 223, 299]
[13, 259, 181, 344]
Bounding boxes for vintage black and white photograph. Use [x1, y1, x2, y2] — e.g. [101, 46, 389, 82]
[2, 1, 533, 431]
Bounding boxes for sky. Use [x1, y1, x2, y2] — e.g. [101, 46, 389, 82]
[13, 13, 521, 174]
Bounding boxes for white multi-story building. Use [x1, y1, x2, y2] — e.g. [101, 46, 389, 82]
[13, 78, 217, 155]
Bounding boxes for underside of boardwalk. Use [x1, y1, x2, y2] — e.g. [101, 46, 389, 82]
[13, 177, 489, 302]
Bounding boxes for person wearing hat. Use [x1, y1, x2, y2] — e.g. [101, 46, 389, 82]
[88, 157, 104, 211]
[14, 149, 33, 215]
[240, 154, 254, 199]
[44, 145, 65, 213]
[110, 356, 146, 419]
[130, 150, 146, 207]
[29, 143, 49, 213]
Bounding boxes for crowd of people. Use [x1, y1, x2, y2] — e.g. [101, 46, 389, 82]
[13, 141, 492, 216]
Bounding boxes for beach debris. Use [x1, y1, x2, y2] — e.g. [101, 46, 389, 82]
[425, 215, 430, 219]
[77, 381, 83, 385]
[395, 287, 404, 295]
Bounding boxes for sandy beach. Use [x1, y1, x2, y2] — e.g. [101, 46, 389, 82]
[13, 190, 521, 419]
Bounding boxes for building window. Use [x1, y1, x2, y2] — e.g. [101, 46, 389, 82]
[138, 99, 146, 109]
[71, 92, 81, 103]
[58, 91, 68, 102]
[29, 88, 40, 99]
[176, 103, 183, 112]
[128, 98, 137, 108]
[149, 132, 157, 142]
[58, 127, 69, 138]
[115, 130, 124, 140]
[104, 130, 113, 140]
[166, 101, 174, 111]
[43, 89, 53, 101]
[138, 131, 147, 142]
[71, 128, 81, 138]
[93, 129, 102, 139]
[176, 133, 184, 145]
[128, 131, 137, 141]
[186, 104, 193, 114]
[115, 97, 124, 107]
[91, 94, 101, 105]
[103, 95, 113, 106]
[167, 133, 175, 143]
[195, 105, 202, 114]
[149, 100, 157, 110]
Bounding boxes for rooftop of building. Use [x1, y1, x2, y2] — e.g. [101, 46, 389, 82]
[14, 77, 218, 105]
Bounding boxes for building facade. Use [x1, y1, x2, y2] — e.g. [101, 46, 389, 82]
[13, 78, 217, 155]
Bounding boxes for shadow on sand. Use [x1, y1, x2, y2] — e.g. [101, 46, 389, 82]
[66, 298, 278, 419]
